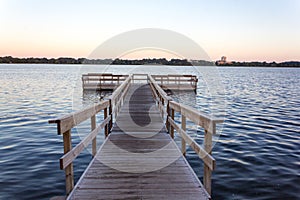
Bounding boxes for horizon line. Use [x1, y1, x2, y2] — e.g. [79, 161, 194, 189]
[1, 55, 299, 63]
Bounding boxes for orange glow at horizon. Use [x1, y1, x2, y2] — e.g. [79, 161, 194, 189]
[1, 39, 299, 62]
[1, 46, 299, 62]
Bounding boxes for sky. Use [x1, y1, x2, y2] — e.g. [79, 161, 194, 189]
[0, 0, 299, 62]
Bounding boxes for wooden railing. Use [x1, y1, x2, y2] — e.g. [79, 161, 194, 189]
[49, 74, 132, 195]
[132, 73, 149, 83]
[82, 73, 197, 91]
[151, 74, 198, 91]
[148, 74, 223, 195]
[82, 73, 129, 90]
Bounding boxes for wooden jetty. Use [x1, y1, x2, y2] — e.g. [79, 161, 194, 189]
[49, 74, 223, 199]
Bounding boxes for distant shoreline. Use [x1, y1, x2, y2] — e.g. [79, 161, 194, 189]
[0, 56, 299, 67]
[1, 63, 300, 68]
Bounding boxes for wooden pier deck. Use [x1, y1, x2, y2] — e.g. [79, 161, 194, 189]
[68, 84, 209, 199]
[49, 74, 223, 200]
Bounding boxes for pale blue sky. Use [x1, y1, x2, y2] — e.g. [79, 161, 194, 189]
[0, 0, 299, 61]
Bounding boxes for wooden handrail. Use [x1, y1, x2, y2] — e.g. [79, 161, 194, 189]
[148, 75, 171, 102]
[169, 101, 223, 134]
[49, 74, 133, 195]
[108, 74, 132, 117]
[168, 117, 216, 171]
[108, 74, 132, 101]
[148, 74, 223, 196]
[82, 74, 129, 91]
[49, 100, 110, 135]
[59, 115, 111, 170]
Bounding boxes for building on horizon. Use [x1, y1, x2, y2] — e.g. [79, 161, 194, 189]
[216, 56, 231, 65]
[221, 56, 227, 63]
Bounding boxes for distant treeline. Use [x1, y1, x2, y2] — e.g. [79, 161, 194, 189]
[0, 56, 112, 64]
[0, 56, 299, 67]
[111, 58, 215, 66]
[0, 56, 213, 66]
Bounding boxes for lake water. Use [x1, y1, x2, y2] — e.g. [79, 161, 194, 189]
[0, 64, 299, 199]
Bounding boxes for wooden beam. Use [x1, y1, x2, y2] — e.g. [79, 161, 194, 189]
[109, 99, 112, 132]
[181, 115, 186, 156]
[62, 130, 74, 195]
[104, 108, 108, 137]
[91, 115, 96, 157]
[171, 109, 174, 139]
[203, 129, 213, 195]
[166, 100, 170, 132]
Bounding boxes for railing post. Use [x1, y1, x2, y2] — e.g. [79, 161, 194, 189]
[104, 107, 108, 138]
[91, 115, 96, 157]
[181, 115, 186, 156]
[161, 98, 164, 119]
[166, 100, 170, 133]
[171, 108, 174, 139]
[109, 99, 112, 133]
[99, 77, 102, 90]
[194, 78, 198, 93]
[203, 129, 213, 195]
[115, 95, 118, 118]
[63, 130, 74, 195]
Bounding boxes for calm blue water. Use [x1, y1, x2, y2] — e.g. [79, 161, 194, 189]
[0, 64, 299, 199]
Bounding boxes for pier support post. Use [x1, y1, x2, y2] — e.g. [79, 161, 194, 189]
[109, 99, 112, 133]
[203, 129, 213, 195]
[171, 108, 174, 139]
[181, 115, 186, 156]
[160, 98, 165, 118]
[166, 100, 170, 132]
[63, 130, 74, 195]
[104, 107, 108, 137]
[91, 115, 96, 157]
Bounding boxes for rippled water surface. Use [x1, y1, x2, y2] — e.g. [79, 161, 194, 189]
[0, 64, 299, 199]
